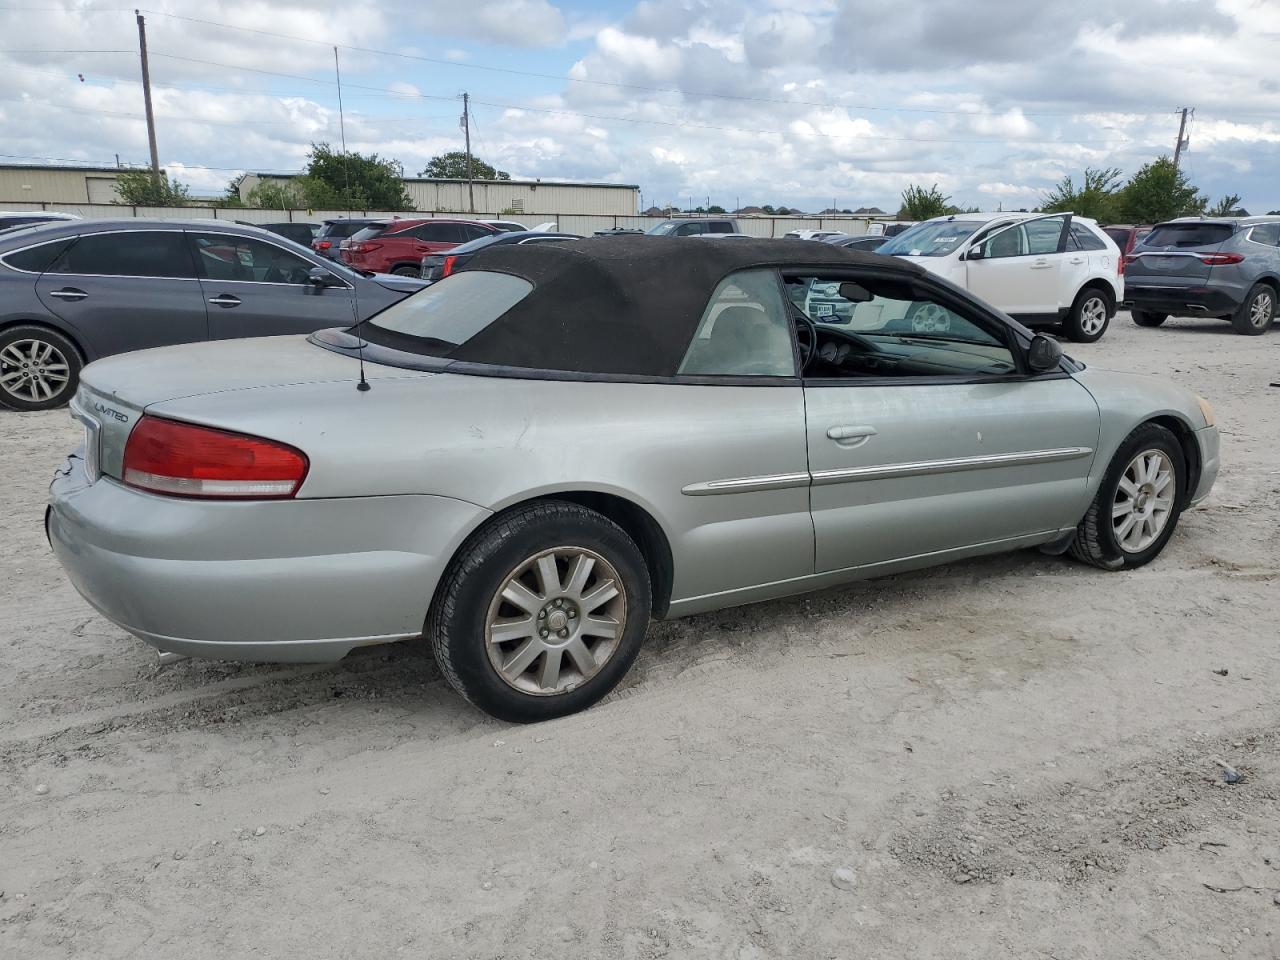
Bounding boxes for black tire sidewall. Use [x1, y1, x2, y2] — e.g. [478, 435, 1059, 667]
[1232, 284, 1275, 336]
[392, 265, 420, 277]
[1095, 426, 1187, 568]
[437, 508, 651, 723]
[0, 325, 82, 411]
[1131, 310, 1167, 327]
[1065, 286, 1112, 343]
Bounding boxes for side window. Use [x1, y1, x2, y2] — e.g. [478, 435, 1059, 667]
[190, 233, 315, 284]
[981, 224, 1027, 259]
[786, 274, 1017, 379]
[1249, 224, 1280, 246]
[413, 223, 465, 243]
[675, 222, 706, 236]
[2, 238, 75, 273]
[679, 269, 796, 377]
[1025, 216, 1068, 255]
[708, 222, 733, 234]
[48, 231, 194, 278]
[458, 224, 493, 241]
[1070, 223, 1107, 251]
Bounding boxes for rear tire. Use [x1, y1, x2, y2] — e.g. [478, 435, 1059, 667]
[392, 265, 420, 277]
[1068, 423, 1186, 570]
[1131, 310, 1168, 327]
[0, 324, 82, 411]
[428, 501, 651, 722]
[1062, 286, 1113, 343]
[1230, 283, 1275, 336]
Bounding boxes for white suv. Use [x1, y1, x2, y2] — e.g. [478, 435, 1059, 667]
[878, 212, 1124, 342]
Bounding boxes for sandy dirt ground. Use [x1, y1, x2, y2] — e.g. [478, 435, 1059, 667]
[2, 313, 1279, 959]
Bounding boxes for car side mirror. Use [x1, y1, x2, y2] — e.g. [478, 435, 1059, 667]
[1027, 333, 1063, 373]
[308, 267, 342, 288]
[964, 245, 985, 261]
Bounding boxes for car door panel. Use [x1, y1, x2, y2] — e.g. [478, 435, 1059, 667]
[35, 229, 208, 357]
[189, 231, 359, 339]
[965, 214, 1070, 317]
[804, 377, 1100, 573]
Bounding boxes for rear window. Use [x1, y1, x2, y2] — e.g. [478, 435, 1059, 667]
[1144, 223, 1235, 248]
[366, 271, 532, 354]
[2, 237, 75, 272]
[349, 223, 394, 242]
[323, 221, 374, 239]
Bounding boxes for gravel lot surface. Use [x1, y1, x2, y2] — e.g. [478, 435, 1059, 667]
[2, 314, 1279, 959]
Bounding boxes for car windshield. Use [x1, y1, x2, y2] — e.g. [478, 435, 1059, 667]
[646, 222, 681, 236]
[1143, 223, 1235, 248]
[365, 271, 533, 353]
[878, 221, 982, 257]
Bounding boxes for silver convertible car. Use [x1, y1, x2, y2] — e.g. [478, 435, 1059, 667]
[48, 237, 1220, 722]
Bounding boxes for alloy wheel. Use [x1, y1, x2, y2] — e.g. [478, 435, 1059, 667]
[1079, 296, 1108, 336]
[0, 338, 71, 405]
[485, 546, 627, 696]
[1112, 449, 1176, 553]
[1250, 291, 1274, 329]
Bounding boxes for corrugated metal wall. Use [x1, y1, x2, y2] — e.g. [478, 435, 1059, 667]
[0, 201, 877, 238]
[0, 168, 125, 204]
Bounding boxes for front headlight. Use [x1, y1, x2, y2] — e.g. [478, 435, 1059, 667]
[1196, 395, 1216, 427]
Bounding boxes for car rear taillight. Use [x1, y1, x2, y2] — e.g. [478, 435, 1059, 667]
[349, 242, 381, 254]
[441, 255, 457, 277]
[314, 240, 332, 250]
[123, 416, 308, 499]
[1117, 252, 1124, 276]
[1198, 252, 1245, 265]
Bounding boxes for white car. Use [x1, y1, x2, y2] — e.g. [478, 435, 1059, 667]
[878, 213, 1124, 342]
[783, 229, 845, 241]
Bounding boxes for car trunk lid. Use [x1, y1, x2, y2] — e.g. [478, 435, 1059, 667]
[75, 334, 432, 481]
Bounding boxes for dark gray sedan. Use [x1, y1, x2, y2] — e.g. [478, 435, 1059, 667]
[0, 219, 425, 410]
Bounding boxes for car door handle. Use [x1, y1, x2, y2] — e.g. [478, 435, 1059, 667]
[207, 295, 242, 308]
[1030, 259, 1053, 268]
[48, 288, 88, 301]
[827, 425, 877, 447]
[1068, 256, 1086, 264]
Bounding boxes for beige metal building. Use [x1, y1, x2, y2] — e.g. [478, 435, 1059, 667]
[238, 173, 639, 216]
[0, 164, 138, 204]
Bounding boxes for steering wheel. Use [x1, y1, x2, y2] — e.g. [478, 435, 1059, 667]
[793, 312, 818, 372]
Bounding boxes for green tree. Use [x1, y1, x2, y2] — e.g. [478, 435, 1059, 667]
[1116, 157, 1205, 223]
[899, 183, 952, 220]
[775, 206, 792, 215]
[113, 168, 190, 206]
[305, 142, 413, 210]
[420, 151, 510, 180]
[1205, 194, 1246, 217]
[760, 204, 776, 215]
[246, 179, 308, 210]
[1041, 166, 1123, 222]
[707, 204, 726, 214]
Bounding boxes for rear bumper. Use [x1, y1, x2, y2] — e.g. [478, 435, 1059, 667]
[1123, 285, 1241, 316]
[1191, 424, 1220, 507]
[48, 463, 489, 663]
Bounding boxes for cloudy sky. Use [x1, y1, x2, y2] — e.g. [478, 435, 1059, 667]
[1, 0, 1277, 213]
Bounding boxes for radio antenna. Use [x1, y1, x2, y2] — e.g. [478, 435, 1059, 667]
[333, 45, 370, 392]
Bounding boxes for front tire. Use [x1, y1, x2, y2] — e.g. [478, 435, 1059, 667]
[1131, 310, 1168, 327]
[428, 501, 652, 722]
[1063, 287, 1112, 343]
[0, 325, 82, 411]
[1230, 283, 1275, 336]
[1068, 423, 1186, 570]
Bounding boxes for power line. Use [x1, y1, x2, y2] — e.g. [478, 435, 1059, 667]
[0, 94, 454, 126]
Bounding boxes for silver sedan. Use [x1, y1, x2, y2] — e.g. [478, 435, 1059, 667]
[47, 237, 1220, 722]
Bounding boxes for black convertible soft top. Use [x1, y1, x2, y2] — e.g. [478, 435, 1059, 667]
[445, 235, 926, 377]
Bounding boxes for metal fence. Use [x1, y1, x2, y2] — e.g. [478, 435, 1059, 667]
[0, 200, 877, 238]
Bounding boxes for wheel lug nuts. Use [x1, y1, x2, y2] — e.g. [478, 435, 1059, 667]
[537, 610, 546, 619]
[567, 609, 576, 619]
[558, 629, 569, 638]
[540, 629, 549, 639]
[554, 599, 562, 608]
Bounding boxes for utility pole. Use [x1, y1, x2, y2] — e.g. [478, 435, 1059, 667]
[461, 92, 475, 214]
[1173, 106, 1191, 171]
[135, 10, 160, 186]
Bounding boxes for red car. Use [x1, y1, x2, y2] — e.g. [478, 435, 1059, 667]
[339, 219, 498, 275]
[1102, 224, 1152, 256]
